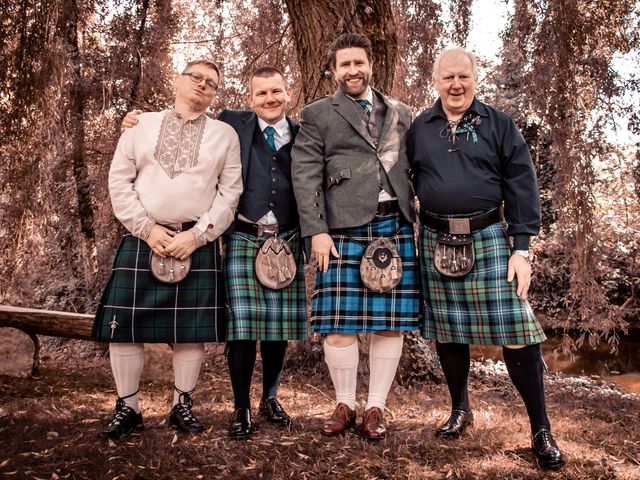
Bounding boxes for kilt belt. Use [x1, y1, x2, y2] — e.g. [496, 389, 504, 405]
[311, 213, 420, 334]
[224, 226, 308, 341]
[93, 232, 227, 344]
[419, 219, 546, 345]
[420, 206, 503, 233]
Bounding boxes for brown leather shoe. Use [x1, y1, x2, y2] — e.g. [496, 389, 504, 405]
[321, 403, 356, 436]
[362, 407, 386, 441]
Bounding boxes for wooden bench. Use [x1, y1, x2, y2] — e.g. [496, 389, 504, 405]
[0, 305, 95, 376]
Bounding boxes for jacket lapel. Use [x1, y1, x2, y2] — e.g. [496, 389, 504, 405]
[239, 111, 257, 183]
[273, 116, 297, 180]
[331, 89, 376, 149]
[375, 88, 397, 147]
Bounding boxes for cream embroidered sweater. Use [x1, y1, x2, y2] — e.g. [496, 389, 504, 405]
[109, 109, 243, 246]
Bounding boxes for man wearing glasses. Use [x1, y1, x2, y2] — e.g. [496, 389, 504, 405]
[93, 59, 242, 440]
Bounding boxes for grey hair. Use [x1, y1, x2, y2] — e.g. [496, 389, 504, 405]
[431, 47, 478, 80]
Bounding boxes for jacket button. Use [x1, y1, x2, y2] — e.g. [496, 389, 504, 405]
[272, 178, 277, 183]
[272, 190, 276, 194]
[314, 202, 319, 207]
[318, 214, 323, 219]
[315, 191, 320, 197]
[272, 156, 277, 161]
[269, 202, 274, 207]
[271, 166, 276, 171]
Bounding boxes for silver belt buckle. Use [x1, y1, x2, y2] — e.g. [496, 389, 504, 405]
[257, 224, 279, 237]
[448, 218, 471, 235]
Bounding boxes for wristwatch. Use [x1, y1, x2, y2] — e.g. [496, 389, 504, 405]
[512, 250, 532, 262]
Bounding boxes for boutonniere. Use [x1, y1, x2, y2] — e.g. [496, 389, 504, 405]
[439, 113, 482, 147]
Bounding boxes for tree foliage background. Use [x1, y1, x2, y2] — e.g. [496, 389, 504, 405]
[0, 0, 638, 352]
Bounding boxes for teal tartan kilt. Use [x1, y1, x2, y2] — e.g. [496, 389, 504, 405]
[93, 232, 226, 343]
[224, 228, 308, 341]
[419, 221, 546, 345]
[311, 214, 420, 334]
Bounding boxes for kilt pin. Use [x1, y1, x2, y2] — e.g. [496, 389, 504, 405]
[93, 232, 227, 344]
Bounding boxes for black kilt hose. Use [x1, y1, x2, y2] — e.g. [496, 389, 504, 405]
[93, 232, 226, 343]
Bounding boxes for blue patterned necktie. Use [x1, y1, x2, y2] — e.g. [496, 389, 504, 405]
[356, 99, 372, 117]
[264, 126, 277, 152]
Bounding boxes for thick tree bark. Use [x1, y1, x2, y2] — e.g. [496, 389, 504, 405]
[59, 0, 98, 286]
[285, 0, 397, 102]
[126, 0, 151, 112]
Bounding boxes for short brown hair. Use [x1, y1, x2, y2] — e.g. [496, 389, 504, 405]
[328, 33, 373, 68]
[182, 58, 220, 80]
[249, 66, 287, 90]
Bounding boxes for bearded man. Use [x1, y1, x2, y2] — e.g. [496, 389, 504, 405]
[291, 33, 419, 440]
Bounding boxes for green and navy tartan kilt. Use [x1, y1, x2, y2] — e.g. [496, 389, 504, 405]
[419, 221, 546, 345]
[224, 228, 308, 341]
[311, 214, 420, 334]
[93, 232, 226, 343]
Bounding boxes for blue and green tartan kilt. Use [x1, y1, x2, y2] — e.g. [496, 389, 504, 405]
[224, 228, 308, 341]
[93, 232, 226, 344]
[419, 221, 546, 345]
[311, 214, 420, 334]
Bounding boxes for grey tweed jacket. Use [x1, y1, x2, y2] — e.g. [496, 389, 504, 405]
[291, 87, 416, 238]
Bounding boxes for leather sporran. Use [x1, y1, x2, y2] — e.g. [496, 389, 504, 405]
[255, 236, 297, 290]
[433, 233, 475, 277]
[360, 237, 403, 292]
[150, 253, 191, 284]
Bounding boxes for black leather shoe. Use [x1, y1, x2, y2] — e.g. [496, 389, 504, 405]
[228, 408, 252, 440]
[259, 397, 291, 425]
[98, 398, 144, 441]
[532, 428, 565, 470]
[169, 389, 204, 434]
[435, 409, 473, 438]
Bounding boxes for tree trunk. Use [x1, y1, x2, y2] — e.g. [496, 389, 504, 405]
[284, 0, 397, 102]
[125, 0, 151, 112]
[59, 0, 98, 288]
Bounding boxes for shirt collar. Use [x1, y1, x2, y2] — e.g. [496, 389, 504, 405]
[169, 108, 208, 123]
[346, 86, 373, 106]
[257, 115, 290, 138]
[423, 97, 489, 123]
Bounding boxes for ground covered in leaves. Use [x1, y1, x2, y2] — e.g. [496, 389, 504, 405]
[0, 339, 638, 480]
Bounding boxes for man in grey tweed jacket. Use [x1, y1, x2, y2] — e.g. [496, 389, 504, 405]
[291, 33, 419, 441]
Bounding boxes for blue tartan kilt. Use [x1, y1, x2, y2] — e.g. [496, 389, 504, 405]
[93, 232, 226, 343]
[419, 221, 546, 345]
[311, 214, 420, 334]
[224, 228, 308, 341]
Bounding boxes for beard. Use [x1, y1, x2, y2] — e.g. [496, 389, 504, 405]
[338, 74, 370, 98]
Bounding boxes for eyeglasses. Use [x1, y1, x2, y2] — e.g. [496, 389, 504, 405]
[182, 72, 218, 91]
